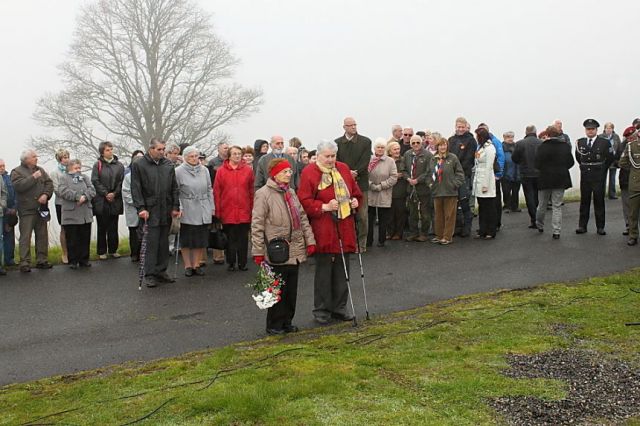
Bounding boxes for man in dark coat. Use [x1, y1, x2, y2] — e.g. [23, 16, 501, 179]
[403, 135, 433, 241]
[0, 159, 17, 267]
[575, 119, 614, 235]
[254, 135, 297, 190]
[336, 117, 372, 251]
[131, 138, 180, 287]
[448, 117, 477, 237]
[512, 125, 542, 229]
[11, 149, 54, 272]
[91, 141, 125, 259]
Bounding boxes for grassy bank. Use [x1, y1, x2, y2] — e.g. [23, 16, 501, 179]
[2, 270, 639, 425]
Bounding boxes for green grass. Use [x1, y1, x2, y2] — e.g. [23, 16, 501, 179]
[2, 270, 639, 425]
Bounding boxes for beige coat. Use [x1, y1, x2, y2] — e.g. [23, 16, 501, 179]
[251, 179, 315, 265]
[367, 155, 398, 208]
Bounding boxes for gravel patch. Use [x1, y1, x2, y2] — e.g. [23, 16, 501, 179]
[490, 349, 640, 425]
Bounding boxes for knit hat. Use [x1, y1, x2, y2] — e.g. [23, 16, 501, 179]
[269, 158, 291, 178]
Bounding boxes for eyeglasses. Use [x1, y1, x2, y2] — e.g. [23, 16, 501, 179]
[279, 169, 294, 175]
[404, 134, 413, 137]
[410, 142, 422, 145]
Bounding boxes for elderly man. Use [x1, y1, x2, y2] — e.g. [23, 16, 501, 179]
[131, 139, 180, 287]
[389, 124, 403, 144]
[336, 117, 372, 251]
[0, 159, 16, 268]
[575, 119, 614, 235]
[399, 127, 414, 155]
[403, 135, 432, 241]
[553, 119, 571, 144]
[11, 149, 54, 272]
[512, 125, 542, 229]
[254, 135, 297, 190]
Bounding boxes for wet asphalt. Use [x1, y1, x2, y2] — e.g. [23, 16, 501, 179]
[1, 198, 638, 385]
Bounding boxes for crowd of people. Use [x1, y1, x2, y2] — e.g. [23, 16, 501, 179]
[1, 115, 639, 334]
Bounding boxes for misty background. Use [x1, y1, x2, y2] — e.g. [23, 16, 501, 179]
[1, 0, 638, 241]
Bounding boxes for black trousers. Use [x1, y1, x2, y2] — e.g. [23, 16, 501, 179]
[129, 226, 141, 259]
[495, 179, 503, 228]
[579, 176, 606, 229]
[64, 223, 91, 265]
[266, 264, 299, 330]
[521, 177, 539, 224]
[96, 213, 119, 255]
[144, 225, 170, 276]
[313, 253, 350, 321]
[367, 206, 390, 245]
[478, 197, 497, 237]
[224, 223, 249, 267]
[501, 179, 521, 211]
[388, 197, 407, 238]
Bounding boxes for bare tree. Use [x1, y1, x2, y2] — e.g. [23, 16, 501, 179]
[33, 0, 262, 161]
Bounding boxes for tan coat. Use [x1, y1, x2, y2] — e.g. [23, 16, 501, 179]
[367, 155, 398, 208]
[251, 179, 315, 265]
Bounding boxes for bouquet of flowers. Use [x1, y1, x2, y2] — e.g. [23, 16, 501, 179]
[247, 262, 285, 309]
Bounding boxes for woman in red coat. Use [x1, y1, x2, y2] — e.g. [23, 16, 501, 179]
[214, 145, 254, 271]
[298, 140, 362, 324]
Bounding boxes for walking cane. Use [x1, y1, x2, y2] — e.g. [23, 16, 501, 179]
[333, 212, 357, 327]
[138, 219, 149, 291]
[352, 209, 370, 320]
[173, 229, 180, 281]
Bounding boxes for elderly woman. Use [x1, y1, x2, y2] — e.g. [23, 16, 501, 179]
[534, 126, 575, 239]
[176, 146, 215, 276]
[214, 145, 254, 271]
[298, 140, 362, 325]
[122, 150, 144, 262]
[91, 141, 125, 260]
[386, 141, 407, 240]
[251, 158, 316, 335]
[58, 159, 96, 269]
[428, 136, 465, 245]
[50, 149, 70, 264]
[367, 137, 398, 247]
[473, 128, 497, 239]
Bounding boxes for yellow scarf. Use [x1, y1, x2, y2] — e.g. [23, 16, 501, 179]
[317, 163, 351, 219]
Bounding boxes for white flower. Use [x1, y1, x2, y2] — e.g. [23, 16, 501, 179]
[253, 290, 278, 310]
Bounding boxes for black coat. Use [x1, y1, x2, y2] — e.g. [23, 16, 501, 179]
[534, 138, 574, 190]
[130, 154, 179, 227]
[512, 134, 542, 178]
[448, 132, 477, 177]
[91, 156, 125, 216]
[575, 136, 614, 182]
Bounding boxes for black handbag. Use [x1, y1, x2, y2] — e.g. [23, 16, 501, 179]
[266, 237, 289, 264]
[208, 218, 228, 250]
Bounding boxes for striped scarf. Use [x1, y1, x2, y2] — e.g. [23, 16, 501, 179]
[433, 157, 445, 183]
[277, 183, 301, 230]
[317, 163, 351, 219]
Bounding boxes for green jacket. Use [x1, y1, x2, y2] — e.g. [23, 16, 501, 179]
[392, 157, 408, 199]
[428, 153, 465, 197]
[403, 148, 432, 197]
[336, 134, 372, 191]
[619, 139, 640, 193]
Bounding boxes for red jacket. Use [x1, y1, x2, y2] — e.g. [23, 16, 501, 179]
[214, 160, 254, 224]
[297, 161, 363, 254]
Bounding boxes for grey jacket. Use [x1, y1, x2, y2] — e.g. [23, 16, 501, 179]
[367, 155, 398, 208]
[50, 166, 66, 206]
[254, 153, 298, 190]
[121, 172, 139, 228]
[58, 173, 96, 225]
[175, 163, 214, 226]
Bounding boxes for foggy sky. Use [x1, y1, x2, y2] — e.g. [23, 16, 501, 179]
[1, 0, 639, 169]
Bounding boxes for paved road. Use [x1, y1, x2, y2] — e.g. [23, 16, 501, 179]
[1, 199, 637, 385]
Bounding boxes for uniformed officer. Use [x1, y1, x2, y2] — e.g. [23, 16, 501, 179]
[618, 127, 640, 245]
[575, 119, 614, 235]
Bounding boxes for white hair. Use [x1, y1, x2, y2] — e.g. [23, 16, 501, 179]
[374, 137, 387, 148]
[316, 140, 338, 153]
[182, 145, 199, 157]
[20, 149, 37, 163]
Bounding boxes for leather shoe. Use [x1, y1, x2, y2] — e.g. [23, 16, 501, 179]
[623, 229, 630, 236]
[528, 224, 538, 229]
[628, 238, 638, 246]
[144, 277, 158, 288]
[314, 317, 330, 325]
[575, 227, 587, 234]
[194, 267, 205, 276]
[266, 328, 286, 335]
[597, 228, 606, 236]
[227, 265, 236, 272]
[184, 268, 194, 277]
[156, 272, 176, 283]
[284, 325, 299, 333]
[79, 262, 92, 268]
[552, 234, 560, 240]
[238, 265, 248, 271]
[69, 263, 79, 270]
[36, 262, 53, 269]
[331, 312, 355, 322]
[20, 265, 31, 273]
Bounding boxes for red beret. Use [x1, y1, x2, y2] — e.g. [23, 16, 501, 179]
[623, 126, 636, 138]
[269, 159, 291, 178]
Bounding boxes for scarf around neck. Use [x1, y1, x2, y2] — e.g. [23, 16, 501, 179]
[368, 155, 383, 173]
[277, 182, 301, 230]
[316, 163, 351, 219]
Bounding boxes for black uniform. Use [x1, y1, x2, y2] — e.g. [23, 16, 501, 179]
[575, 136, 613, 231]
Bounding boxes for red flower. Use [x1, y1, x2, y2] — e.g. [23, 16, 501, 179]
[274, 279, 279, 286]
[267, 287, 272, 293]
[277, 296, 282, 302]
[277, 290, 282, 295]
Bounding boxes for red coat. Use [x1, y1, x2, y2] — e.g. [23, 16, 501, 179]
[214, 160, 254, 224]
[297, 161, 363, 254]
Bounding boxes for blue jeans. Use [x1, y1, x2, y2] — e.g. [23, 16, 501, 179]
[3, 223, 15, 266]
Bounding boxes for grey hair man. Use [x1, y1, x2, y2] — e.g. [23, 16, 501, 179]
[553, 119, 571, 144]
[254, 135, 297, 190]
[11, 149, 54, 272]
[389, 124, 402, 144]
